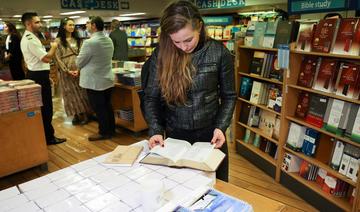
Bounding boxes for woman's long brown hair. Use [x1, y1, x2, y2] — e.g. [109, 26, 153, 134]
[158, 0, 205, 105]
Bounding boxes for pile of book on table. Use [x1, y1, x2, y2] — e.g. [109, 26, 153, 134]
[0, 79, 42, 114]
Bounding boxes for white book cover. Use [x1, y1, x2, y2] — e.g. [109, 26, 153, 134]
[0, 186, 20, 202]
[84, 193, 120, 212]
[34, 189, 70, 209]
[74, 185, 107, 203]
[44, 196, 82, 212]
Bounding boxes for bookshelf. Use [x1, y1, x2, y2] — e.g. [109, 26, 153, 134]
[279, 48, 360, 212]
[234, 45, 286, 180]
[234, 44, 360, 211]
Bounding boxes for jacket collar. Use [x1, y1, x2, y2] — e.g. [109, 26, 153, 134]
[91, 31, 104, 38]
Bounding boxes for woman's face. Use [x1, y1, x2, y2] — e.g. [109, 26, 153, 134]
[64, 20, 75, 33]
[170, 23, 200, 53]
[4, 24, 9, 34]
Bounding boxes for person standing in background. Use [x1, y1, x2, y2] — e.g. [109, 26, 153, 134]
[76, 16, 115, 141]
[109, 19, 128, 61]
[20, 12, 66, 145]
[143, 0, 236, 182]
[4, 22, 25, 80]
[54, 18, 91, 125]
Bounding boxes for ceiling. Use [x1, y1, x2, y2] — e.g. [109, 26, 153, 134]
[0, 0, 287, 23]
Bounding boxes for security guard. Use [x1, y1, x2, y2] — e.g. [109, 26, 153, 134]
[20, 12, 66, 145]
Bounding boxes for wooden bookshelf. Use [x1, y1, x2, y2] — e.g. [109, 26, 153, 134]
[238, 45, 278, 52]
[284, 172, 352, 212]
[286, 116, 360, 148]
[284, 146, 356, 186]
[291, 49, 360, 60]
[237, 97, 281, 116]
[236, 139, 276, 166]
[238, 72, 283, 85]
[287, 84, 360, 105]
[237, 122, 278, 144]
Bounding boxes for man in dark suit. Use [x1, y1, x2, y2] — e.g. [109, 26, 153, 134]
[109, 19, 128, 61]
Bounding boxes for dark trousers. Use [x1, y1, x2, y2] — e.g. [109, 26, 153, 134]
[26, 70, 54, 142]
[9, 59, 25, 80]
[166, 127, 229, 182]
[87, 88, 115, 136]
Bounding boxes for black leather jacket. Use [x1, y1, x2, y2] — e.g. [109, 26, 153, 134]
[143, 39, 236, 136]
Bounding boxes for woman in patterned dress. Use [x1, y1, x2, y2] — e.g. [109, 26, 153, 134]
[55, 18, 91, 125]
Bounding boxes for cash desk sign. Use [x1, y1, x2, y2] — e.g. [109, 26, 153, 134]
[195, 0, 245, 9]
[61, 0, 119, 10]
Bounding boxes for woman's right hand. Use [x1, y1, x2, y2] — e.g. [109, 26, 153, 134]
[148, 134, 164, 149]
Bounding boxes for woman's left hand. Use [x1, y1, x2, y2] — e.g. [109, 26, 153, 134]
[211, 128, 225, 149]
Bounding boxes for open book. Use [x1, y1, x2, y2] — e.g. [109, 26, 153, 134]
[140, 138, 225, 172]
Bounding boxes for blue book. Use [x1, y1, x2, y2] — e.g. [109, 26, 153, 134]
[239, 77, 253, 100]
[252, 22, 267, 47]
[301, 128, 320, 157]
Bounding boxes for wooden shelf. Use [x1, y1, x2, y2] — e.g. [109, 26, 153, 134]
[287, 84, 360, 105]
[237, 97, 281, 116]
[284, 146, 357, 187]
[286, 116, 360, 148]
[291, 49, 360, 60]
[284, 172, 352, 212]
[236, 139, 276, 166]
[237, 122, 278, 144]
[238, 72, 283, 85]
[238, 45, 278, 52]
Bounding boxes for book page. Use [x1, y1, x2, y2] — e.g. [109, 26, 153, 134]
[181, 142, 215, 163]
[150, 138, 191, 163]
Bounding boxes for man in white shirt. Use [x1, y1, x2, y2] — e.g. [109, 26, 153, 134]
[20, 12, 66, 145]
[76, 16, 115, 141]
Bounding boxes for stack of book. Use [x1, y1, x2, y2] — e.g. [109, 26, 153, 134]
[16, 84, 43, 110]
[249, 51, 282, 81]
[115, 108, 134, 121]
[0, 87, 18, 114]
[330, 141, 359, 182]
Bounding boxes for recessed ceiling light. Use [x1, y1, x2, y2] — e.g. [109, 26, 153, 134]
[69, 16, 80, 19]
[13, 15, 22, 18]
[43, 15, 53, 18]
[119, 12, 145, 17]
[60, 11, 86, 15]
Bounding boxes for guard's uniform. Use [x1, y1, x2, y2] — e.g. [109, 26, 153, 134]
[20, 30, 54, 142]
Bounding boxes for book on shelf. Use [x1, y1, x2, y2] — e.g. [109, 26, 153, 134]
[273, 20, 299, 48]
[299, 160, 318, 181]
[305, 94, 329, 128]
[297, 56, 318, 88]
[244, 21, 255, 46]
[331, 18, 360, 55]
[295, 91, 310, 118]
[311, 18, 339, 53]
[330, 140, 345, 171]
[268, 142, 277, 158]
[263, 20, 278, 48]
[334, 62, 360, 99]
[258, 110, 277, 137]
[268, 55, 283, 81]
[249, 81, 266, 104]
[301, 128, 320, 157]
[286, 122, 306, 151]
[140, 138, 225, 172]
[243, 129, 255, 144]
[345, 104, 360, 143]
[248, 106, 261, 127]
[322, 174, 349, 197]
[103, 145, 143, 166]
[323, 99, 352, 135]
[239, 77, 253, 100]
[273, 116, 281, 140]
[252, 22, 267, 47]
[282, 152, 302, 172]
[312, 58, 338, 93]
[249, 51, 265, 76]
[295, 20, 318, 52]
[267, 85, 282, 112]
[316, 168, 327, 187]
[347, 156, 359, 182]
[239, 104, 252, 125]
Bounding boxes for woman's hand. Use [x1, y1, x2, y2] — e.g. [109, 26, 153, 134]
[148, 134, 164, 149]
[211, 128, 225, 148]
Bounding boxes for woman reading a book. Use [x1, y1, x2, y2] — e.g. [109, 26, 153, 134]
[142, 0, 236, 182]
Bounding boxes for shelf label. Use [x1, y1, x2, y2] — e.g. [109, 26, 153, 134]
[195, 0, 245, 9]
[61, 0, 120, 10]
[203, 16, 233, 25]
[288, 0, 354, 14]
[27, 111, 35, 117]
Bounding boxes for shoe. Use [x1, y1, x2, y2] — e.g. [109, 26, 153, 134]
[80, 114, 89, 125]
[88, 134, 111, 141]
[47, 137, 66, 145]
[72, 115, 80, 125]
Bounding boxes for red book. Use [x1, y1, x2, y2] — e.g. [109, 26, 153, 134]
[299, 160, 311, 179]
[295, 91, 310, 118]
[305, 94, 328, 128]
[296, 21, 317, 52]
[311, 19, 339, 53]
[334, 62, 360, 98]
[331, 18, 359, 55]
[312, 58, 338, 93]
[297, 56, 318, 88]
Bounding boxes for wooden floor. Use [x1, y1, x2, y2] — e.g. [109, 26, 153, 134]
[0, 97, 318, 211]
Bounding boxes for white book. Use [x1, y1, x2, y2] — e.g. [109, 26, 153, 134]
[140, 138, 225, 172]
[0, 186, 20, 202]
[84, 192, 120, 212]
